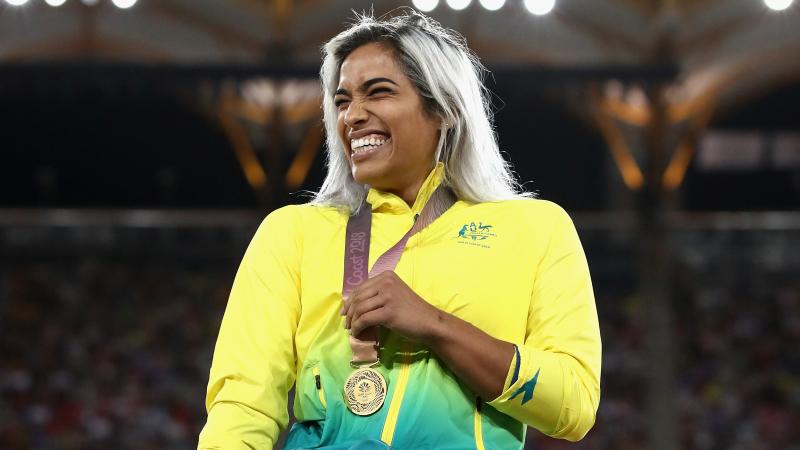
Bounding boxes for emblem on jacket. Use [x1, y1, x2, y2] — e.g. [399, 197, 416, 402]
[457, 221, 496, 248]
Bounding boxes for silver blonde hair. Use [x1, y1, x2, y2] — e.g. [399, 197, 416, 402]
[311, 10, 534, 214]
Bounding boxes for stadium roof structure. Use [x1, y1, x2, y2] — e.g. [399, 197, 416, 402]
[1, 0, 798, 107]
[0, 0, 798, 207]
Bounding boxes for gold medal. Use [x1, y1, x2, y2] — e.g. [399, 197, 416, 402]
[344, 367, 387, 416]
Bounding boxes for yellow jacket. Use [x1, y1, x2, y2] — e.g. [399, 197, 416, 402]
[199, 163, 601, 449]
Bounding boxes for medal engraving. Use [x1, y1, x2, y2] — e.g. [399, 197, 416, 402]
[344, 368, 387, 416]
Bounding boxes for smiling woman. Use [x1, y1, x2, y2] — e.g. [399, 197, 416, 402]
[334, 42, 442, 206]
[198, 11, 601, 450]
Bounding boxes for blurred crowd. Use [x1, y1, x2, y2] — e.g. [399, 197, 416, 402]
[0, 258, 231, 449]
[1, 228, 798, 449]
[674, 276, 800, 449]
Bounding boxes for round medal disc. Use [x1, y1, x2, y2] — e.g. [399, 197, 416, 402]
[344, 367, 387, 416]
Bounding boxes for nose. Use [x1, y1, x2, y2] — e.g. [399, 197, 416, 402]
[343, 99, 368, 130]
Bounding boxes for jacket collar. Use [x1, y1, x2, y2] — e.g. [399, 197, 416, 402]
[366, 162, 445, 214]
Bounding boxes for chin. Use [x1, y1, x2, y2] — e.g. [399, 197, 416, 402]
[351, 167, 383, 186]
[350, 158, 391, 186]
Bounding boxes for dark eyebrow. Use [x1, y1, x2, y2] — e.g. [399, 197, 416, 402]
[335, 77, 399, 97]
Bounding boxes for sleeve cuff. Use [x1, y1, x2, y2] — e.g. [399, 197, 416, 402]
[487, 345, 556, 431]
[510, 344, 522, 386]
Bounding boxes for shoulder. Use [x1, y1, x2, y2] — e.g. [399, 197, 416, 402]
[263, 203, 343, 224]
[257, 204, 302, 235]
[256, 203, 346, 237]
[483, 200, 585, 258]
[247, 204, 345, 258]
[478, 198, 574, 226]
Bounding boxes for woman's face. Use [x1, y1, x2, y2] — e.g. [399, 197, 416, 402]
[335, 42, 441, 197]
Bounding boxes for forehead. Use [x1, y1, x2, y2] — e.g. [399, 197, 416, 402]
[338, 42, 405, 88]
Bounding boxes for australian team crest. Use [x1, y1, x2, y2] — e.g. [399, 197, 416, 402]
[457, 221, 497, 248]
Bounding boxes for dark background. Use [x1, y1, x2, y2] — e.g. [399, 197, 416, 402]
[1, 1, 799, 449]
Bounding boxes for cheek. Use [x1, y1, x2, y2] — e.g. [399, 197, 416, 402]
[337, 118, 349, 150]
[403, 113, 439, 151]
[336, 114, 346, 136]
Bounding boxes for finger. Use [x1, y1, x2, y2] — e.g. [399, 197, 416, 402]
[350, 307, 388, 337]
[346, 283, 381, 312]
[340, 271, 394, 315]
[354, 270, 395, 294]
[347, 293, 384, 330]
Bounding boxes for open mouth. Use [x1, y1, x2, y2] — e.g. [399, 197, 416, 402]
[350, 134, 391, 161]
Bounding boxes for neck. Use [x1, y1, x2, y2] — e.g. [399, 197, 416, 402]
[375, 162, 436, 207]
[389, 177, 427, 207]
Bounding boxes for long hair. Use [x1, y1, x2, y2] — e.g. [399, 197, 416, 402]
[311, 10, 534, 214]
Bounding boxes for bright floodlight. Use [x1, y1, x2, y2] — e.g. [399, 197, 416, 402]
[412, 0, 439, 12]
[45, 0, 67, 6]
[4, 0, 30, 6]
[478, 0, 505, 10]
[524, 0, 555, 15]
[446, 0, 471, 11]
[112, 0, 138, 8]
[764, 0, 793, 11]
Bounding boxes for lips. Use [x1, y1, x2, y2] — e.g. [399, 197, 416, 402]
[348, 129, 390, 140]
[346, 128, 392, 163]
[350, 137, 391, 162]
[351, 134, 390, 152]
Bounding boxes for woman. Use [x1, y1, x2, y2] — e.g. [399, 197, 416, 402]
[199, 11, 600, 450]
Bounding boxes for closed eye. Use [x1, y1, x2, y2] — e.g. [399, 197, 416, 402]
[369, 87, 393, 96]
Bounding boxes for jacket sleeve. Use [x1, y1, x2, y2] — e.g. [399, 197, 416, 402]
[487, 202, 601, 441]
[198, 206, 302, 450]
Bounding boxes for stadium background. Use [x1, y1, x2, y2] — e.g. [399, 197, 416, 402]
[1, 0, 798, 449]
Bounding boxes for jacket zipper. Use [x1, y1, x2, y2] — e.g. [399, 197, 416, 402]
[311, 366, 327, 409]
[380, 213, 419, 445]
[379, 342, 413, 445]
[474, 397, 486, 450]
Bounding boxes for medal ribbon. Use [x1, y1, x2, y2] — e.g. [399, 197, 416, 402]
[342, 185, 456, 366]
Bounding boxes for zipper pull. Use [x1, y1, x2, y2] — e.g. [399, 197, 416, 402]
[413, 213, 419, 223]
[315, 374, 322, 390]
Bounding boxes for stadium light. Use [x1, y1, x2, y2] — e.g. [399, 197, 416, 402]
[446, 0, 471, 11]
[764, 0, 793, 11]
[45, 0, 68, 6]
[4, 0, 30, 6]
[523, 0, 555, 15]
[478, 0, 505, 11]
[412, 0, 439, 12]
[111, 0, 137, 8]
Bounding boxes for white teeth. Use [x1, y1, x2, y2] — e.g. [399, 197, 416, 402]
[351, 135, 390, 153]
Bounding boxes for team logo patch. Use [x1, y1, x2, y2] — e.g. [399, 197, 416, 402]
[456, 221, 496, 248]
